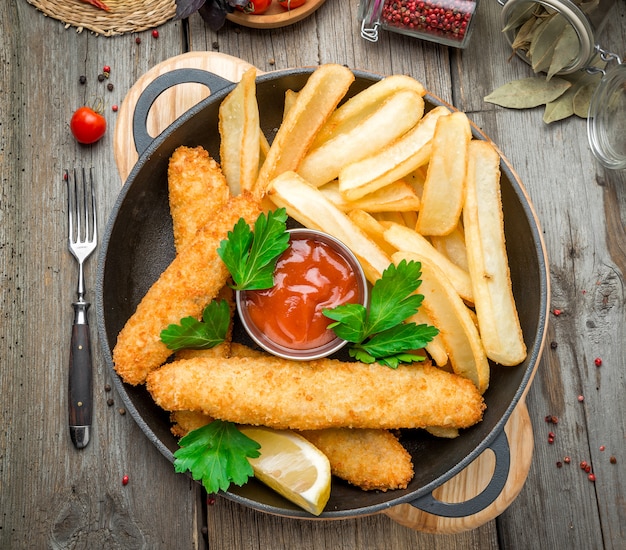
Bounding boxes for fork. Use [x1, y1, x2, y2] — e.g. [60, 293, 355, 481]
[66, 168, 98, 449]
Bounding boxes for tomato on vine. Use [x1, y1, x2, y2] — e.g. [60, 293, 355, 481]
[70, 104, 107, 144]
[237, 0, 273, 14]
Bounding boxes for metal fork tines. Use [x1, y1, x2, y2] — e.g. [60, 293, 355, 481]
[66, 168, 97, 449]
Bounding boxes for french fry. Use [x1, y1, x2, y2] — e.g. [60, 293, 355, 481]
[319, 179, 421, 213]
[392, 252, 490, 394]
[431, 221, 470, 272]
[462, 140, 526, 366]
[267, 172, 391, 283]
[383, 222, 474, 304]
[415, 111, 472, 236]
[409, 308, 449, 367]
[297, 89, 425, 187]
[347, 209, 398, 256]
[219, 67, 260, 196]
[338, 106, 450, 201]
[311, 74, 427, 148]
[254, 64, 355, 195]
[283, 89, 299, 117]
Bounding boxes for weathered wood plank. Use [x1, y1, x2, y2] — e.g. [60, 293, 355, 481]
[0, 3, 202, 549]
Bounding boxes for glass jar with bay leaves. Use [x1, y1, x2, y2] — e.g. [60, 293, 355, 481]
[498, 0, 625, 170]
[498, 0, 615, 75]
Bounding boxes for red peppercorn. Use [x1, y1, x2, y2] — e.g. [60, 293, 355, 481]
[585, 465, 591, 473]
[556, 461, 562, 468]
[103, 65, 111, 74]
[599, 445, 605, 451]
[122, 475, 129, 486]
[552, 308, 562, 316]
[135, 36, 142, 44]
[207, 495, 216, 505]
[588, 473, 596, 482]
[610, 456, 617, 464]
[564, 456, 571, 464]
[580, 460, 588, 470]
[152, 29, 159, 38]
[594, 357, 602, 367]
[578, 395, 585, 402]
[548, 432, 556, 439]
[112, 105, 119, 112]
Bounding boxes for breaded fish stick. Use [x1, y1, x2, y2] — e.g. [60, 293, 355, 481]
[168, 146, 231, 252]
[113, 192, 262, 386]
[146, 356, 485, 430]
[299, 428, 414, 491]
[169, 409, 413, 491]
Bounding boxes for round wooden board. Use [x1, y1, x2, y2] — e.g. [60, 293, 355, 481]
[226, 0, 326, 29]
[112, 51, 536, 533]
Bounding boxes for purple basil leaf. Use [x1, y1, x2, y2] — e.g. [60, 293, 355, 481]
[228, 0, 249, 8]
[198, 2, 229, 30]
[175, 0, 207, 20]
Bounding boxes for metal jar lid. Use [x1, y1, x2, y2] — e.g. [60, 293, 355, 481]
[587, 61, 626, 170]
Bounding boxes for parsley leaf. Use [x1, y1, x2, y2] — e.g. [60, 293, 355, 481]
[218, 208, 290, 291]
[173, 420, 261, 494]
[324, 259, 439, 368]
[160, 299, 230, 351]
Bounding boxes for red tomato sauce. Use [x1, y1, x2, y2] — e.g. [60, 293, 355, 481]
[243, 236, 360, 350]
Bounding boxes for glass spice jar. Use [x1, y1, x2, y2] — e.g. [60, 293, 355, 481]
[358, 0, 480, 49]
[499, 0, 625, 170]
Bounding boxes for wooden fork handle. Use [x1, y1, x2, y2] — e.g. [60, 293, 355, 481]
[69, 301, 93, 449]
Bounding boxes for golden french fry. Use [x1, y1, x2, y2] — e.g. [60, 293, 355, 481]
[409, 308, 449, 367]
[374, 211, 406, 226]
[426, 426, 459, 439]
[255, 64, 355, 195]
[297, 90, 425, 187]
[219, 67, 260, 196]
[415, 111, 472, 236]
[462, 140, 526, 366]
[319, 179, 421, 213]
[383, 222, 474, 304]
[312, 74, 426, 148]
[393, 252, 490, 394]
[401, 211, 419, 228]
[347, 209, 398, 256]
[338, 106, 450, 201]
[431, 221, 470, 272]
[283, 89, 299, 117]
[267, 172, 391, 283]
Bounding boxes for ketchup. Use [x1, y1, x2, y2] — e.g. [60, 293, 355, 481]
[243, 236, 360, 350]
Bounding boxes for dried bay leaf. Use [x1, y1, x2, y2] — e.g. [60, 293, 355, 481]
[529, 15, 568, 73]
[484, 77, 571, 109]
[502, 4, 538, 33]
[511, 16, 539, 52]
[543, 87, 575, 123]
[546, 25, 579, 80]
[573, 83, 596, 118]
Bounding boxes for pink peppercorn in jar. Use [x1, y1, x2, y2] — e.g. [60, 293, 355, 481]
[359, 0, 479, 49]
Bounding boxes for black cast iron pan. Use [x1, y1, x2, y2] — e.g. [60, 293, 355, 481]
[95, 66, 549, 519]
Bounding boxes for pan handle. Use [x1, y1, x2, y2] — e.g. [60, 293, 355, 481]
[132, 68, 234, 156]
[408, 428, 511, 517]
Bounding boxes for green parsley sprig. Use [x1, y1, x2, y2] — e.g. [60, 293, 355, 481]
[160, 299, 231, 352]
[217, 208, 290, 291]
[323, 259, 439, 368]
[173, 420, 261, 494]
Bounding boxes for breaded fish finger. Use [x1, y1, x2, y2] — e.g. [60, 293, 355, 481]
[299, 428, 414, 491]
[112, 192, 262, 386]
[168, 146, 231, 252]
[169, 409, 413, 492]
[146, 356, 485, 430]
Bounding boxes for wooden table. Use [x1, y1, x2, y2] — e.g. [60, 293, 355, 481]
[1, 1, 624, 548]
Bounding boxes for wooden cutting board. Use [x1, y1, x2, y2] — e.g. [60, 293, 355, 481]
[112, 51, 535, 534]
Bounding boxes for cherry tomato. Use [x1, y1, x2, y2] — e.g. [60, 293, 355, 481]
[279, 0, 306, 8]
[237, 0, 272, 14]
[70, 106, 107, 144]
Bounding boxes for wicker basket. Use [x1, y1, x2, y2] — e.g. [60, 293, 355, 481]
[27, 0, 177, 36]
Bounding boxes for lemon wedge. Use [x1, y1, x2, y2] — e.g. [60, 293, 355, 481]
[239, 426, 331, 516]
